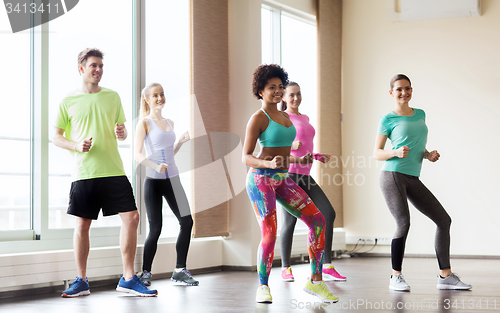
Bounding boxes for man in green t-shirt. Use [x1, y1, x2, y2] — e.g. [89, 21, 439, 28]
[53, 48, 157, 298]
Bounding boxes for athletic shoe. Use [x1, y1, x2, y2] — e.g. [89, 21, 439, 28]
[256, 285, 272, 303]
[61, 277, 90, 298]
[139, 270, 152, 286]
[389, 273, 411, 291]
[281, 267, 295, 282]
[303, 279, 339, 303]
[171, 268, 199, 286]
[437, 273, 472, 290]
[116, 275, 158, 297]
[323, 265, 346, 281]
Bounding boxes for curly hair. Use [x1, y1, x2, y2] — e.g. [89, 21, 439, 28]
[251, 64, 289, 100]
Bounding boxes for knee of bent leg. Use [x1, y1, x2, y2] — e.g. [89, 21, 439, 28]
[261, 231, 277, 247]
[440, 214, 452, 230]
[125, 210, 140, 228]
[396, 219, 411, 237]
[309, 213, 326, 234]
[180, 215, 193, 230]
[148, 223, 162, 238]
[75, 217, 92, 233]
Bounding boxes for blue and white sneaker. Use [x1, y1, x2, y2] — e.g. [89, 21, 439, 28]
[116, 275, 158, 297]
[61, 277, 90, 298]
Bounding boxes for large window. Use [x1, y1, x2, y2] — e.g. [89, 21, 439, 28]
[48, 0, 133, 229]
[144, 0, 191, 239]
[262, 4, 317, 232]
[0, 18, 31, 232]
[0, 0, 191, 250]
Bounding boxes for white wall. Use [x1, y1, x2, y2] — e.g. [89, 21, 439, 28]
[224, 0, 320, 267]
[342, 0, 500, 256]
[224, 0, 263, 268]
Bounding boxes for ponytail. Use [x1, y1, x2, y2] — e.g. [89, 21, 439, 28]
[140, 82, 162, 118]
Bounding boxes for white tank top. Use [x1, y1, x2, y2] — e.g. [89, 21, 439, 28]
[144, 117, 179, 179]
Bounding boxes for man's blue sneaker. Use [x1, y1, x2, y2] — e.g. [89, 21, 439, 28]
[116, 275, 158, 297]
[61, 277, 90, 298]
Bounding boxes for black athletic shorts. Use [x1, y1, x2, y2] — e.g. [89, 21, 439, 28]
[67, 176, 137, 220]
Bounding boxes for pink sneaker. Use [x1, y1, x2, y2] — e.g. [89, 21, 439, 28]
[322, 266, 346, 281]
[281, 267, 295, 282]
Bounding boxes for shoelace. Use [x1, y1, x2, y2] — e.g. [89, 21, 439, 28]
[318, 281, 333, 296]
[182, 268, 193, 277]
[395, 274, 405, 283]
[446, 272, 464, 283]
[286, 268, 292, 275]
[136, 276, 148, 287]
[261, 286, 270, 295]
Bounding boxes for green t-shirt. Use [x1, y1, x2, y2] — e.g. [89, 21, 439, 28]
[377, 108, 428, 177]
[55, 87, 126, 181]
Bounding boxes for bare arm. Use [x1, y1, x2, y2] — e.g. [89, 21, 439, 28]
[53, 127, 92, 152]
[134, 119, 168, 174]
[174, 131, 190, 155]
[373, 134, 409, 161]
[169, 120, 190, 155]
[289, 153, 313, 164]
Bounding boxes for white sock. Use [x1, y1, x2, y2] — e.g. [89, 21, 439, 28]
[311, 280, 322, 284]
[323, 263, 331, 268]
[174, 268, 184, 272]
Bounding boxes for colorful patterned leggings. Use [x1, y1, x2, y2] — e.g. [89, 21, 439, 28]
[246, 168, 325, 285]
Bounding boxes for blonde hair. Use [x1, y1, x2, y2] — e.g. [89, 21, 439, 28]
[140, 83, 163, 117]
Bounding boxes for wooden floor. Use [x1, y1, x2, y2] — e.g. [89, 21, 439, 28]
[0, 256, 497, 313]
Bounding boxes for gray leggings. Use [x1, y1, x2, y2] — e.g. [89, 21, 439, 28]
[280, 173, 336, 266]
[379, 170, 452, 271]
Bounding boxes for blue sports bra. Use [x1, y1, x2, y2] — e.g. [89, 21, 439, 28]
[258, 109, 297, 148]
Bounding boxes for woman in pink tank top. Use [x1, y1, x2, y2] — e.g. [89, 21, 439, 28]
[279, 82, 346, 283]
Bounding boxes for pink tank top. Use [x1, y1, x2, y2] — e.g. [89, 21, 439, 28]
[288, 112, 323, 175]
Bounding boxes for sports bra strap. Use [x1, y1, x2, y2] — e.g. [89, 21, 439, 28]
[165, 118, 173, 130]
[260, 108, 271, 119]
[280, 111, 291, 121]
[261, 108, 290, 121]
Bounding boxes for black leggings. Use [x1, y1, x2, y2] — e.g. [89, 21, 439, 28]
[280, 173, 336, 266]
[143, 176, 193, 270]
[379, 171, 452, 271]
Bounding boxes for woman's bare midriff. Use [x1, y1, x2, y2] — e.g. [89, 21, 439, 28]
[257, 146, 292, 169]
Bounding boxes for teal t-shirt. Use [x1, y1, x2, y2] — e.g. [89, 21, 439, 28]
[55, 87, 127, 181]
[377, 108, 428, 177]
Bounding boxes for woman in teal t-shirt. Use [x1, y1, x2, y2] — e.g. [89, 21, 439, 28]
[374, 74, 471, 292]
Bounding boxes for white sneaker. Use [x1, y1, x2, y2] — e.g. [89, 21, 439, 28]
[389, 273, 411, 291]
[437, 273, 472, 290]
[256, 285, 272, 303]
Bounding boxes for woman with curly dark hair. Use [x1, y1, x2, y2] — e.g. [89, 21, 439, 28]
[242, 64, 338, 304]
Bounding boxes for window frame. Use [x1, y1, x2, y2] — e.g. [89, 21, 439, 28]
[261, 1, 318, 235]
[0, 0, 146, 251]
